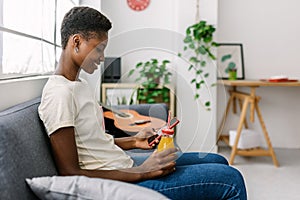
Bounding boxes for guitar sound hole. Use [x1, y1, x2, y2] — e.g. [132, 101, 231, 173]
[116, 113, 133, 119]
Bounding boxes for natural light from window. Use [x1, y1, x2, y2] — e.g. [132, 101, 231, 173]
[0, 0, 78, 79]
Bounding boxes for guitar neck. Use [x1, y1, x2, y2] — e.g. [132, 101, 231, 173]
[100, 104, 130, 118]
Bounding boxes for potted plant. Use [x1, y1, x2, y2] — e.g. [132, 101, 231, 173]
[221, 54, 237, 80]
[178, 20, 217, 110]
[128, 58, 172, 104]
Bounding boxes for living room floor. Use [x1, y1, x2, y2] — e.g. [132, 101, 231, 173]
[218, 146, 300, 200]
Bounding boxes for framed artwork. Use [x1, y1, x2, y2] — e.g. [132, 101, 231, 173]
[101, 83, 138, 106]
[217, 43, 245, 80]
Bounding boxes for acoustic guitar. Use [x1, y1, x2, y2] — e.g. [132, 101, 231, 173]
[102, 105, 166, 133]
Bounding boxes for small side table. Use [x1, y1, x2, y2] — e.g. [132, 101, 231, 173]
[217, 80, 291, 167]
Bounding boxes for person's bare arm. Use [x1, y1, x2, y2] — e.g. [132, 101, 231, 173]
[50, 127, 176, 182]
[114, 136, 136, 150]
[114, 127, 159, 150]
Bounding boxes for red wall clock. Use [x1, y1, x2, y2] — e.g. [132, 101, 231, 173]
[127, 0, 150, 11]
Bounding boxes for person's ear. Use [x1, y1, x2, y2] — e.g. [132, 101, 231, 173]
[72, 34, 80, 53]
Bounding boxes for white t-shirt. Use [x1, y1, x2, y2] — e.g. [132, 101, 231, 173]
[38, 75, 134, 170]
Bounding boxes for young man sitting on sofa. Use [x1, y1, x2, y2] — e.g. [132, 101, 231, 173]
[38, 6, 247, 200]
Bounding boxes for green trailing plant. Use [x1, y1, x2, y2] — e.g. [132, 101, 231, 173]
[128, 58, 172, 104]
[178, 20, 218, 110]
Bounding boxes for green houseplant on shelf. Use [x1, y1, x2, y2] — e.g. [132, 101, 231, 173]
[128, 58, 172, 104]
[178, 20, 218, 110]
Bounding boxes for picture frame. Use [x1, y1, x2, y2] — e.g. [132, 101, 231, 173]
[217, 43, 245, 80]
[101, 83, 138, 106]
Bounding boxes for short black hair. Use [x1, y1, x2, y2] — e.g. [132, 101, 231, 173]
[61, 6, 112, 49]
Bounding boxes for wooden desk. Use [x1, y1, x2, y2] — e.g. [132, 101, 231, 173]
[218, 80, 300, 167]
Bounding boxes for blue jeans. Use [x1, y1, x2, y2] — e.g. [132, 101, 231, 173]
[130, 152, 247, 200]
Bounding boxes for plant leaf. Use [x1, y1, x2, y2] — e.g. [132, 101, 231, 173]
[198, 46, 207, 55]
[147, 98, 156, 104]
[203, 36, 212, 43]
[189, 57, 199, 63]
[139, 96, 146, 100]
[183, 36, 192, 43]
[196, 70, 203, 75]
[136, 62, 143, 67]
[189, 43, 195, 49]
[205, 101, 210, 107]
[128, 69, 135, 77]
[221, 54, 232, 62]
[162, 60, 170, 65]
[186, 27, 191, 35]
[200, 61, 206, 67]
[228, 62, 236, 70]
[212, 42, 219, 47]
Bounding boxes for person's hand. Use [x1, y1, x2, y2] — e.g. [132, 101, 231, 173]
[136, 147, 178, 180]
[134, 127, 159, 149]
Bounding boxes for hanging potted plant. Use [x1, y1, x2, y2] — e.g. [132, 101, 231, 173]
[128, 58, 172, 104]
[178, 20, 218, 110]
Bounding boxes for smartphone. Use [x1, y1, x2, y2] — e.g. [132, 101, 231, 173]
[148, 117, 180, 146]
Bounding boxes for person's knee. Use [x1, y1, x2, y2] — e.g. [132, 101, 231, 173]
[198, 152, 229, 165]
[210, 164, 247, 199]
[225, 166, 247, 199]
[229, 166, 246, 186]
[211, 153, 229, 165]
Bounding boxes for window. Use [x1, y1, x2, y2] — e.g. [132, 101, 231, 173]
[0, 0, 79, 80]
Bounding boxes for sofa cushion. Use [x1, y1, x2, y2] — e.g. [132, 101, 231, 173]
[0, 98, 58, 200]
[26, 175, 169, 200]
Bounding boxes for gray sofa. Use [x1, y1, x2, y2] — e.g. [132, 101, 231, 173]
[0, 97, 167, 199]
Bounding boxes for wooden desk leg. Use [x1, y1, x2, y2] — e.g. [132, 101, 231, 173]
[229, 98, 250, 165]
[217, 94, 234, 136]
[250, 87, 257, 123]
[238, 99, 248, 129]
[255, 101, 279, 167]
[232, 86, 237, 114]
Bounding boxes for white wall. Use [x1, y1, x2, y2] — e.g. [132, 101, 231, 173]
[0, 76, 48, 111]
[217, 0, 300, 148]
[175, 0, 218, 152]
[101, 0, 219, 152]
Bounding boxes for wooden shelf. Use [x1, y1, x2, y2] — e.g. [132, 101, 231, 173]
[101, 83, 175, 116]
[219, 135, 271, 157]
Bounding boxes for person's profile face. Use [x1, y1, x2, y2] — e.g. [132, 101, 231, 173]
[80, 34, 108, 74]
